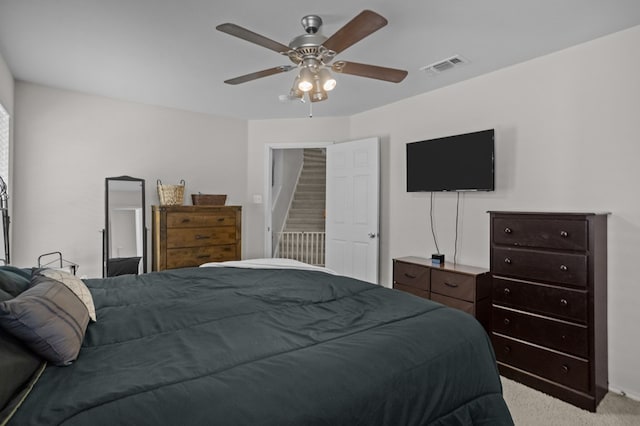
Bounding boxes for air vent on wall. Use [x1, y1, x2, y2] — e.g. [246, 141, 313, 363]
[420, 55, 468, 75]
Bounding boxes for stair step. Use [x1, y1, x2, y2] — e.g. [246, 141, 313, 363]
[294, 191, 325, 199]
[296, 183, 325, 190]
[286, 217, 324, 224]
[285, 217, 325, 226]
[285, 216, 324, 221]
[292, 203, 325, 211]
[298, 179, 325, 186]
[288, 207, 324, 213]
[289, 210, 324, 216]
[292, 197, 324, 204]
[303, 158, 325, 163]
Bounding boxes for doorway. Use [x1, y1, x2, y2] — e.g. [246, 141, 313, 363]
[264, 142, 332, 264]
[264, 138, 380, 283]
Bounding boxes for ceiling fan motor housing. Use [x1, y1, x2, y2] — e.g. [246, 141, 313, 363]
[301, 15, 322, 34]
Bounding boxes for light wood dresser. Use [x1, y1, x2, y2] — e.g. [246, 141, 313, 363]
[152, 205, 241, 271]
[488, 211, 608, 412]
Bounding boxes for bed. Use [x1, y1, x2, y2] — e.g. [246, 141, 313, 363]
[0, 260, 513, 425]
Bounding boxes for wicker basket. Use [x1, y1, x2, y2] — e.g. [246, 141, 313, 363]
[157, 179, 185, 205]
[191, 193, 226, 206]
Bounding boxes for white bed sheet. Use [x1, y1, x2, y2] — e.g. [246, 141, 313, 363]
[200, 258, 337, 275]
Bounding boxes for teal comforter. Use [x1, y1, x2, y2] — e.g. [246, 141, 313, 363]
[10, 266, 512, 425]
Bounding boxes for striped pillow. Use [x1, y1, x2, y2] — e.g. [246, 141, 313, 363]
[0, 276, 90, 366]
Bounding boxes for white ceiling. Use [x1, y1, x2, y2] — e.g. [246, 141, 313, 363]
[1, 0, 639, 120]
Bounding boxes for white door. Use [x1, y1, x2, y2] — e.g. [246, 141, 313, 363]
[325, 137, 380, 283]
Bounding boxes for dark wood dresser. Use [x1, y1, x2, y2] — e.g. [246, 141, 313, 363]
[392, 256, 491, 330]
[152, 205, 242, 271]
[488, 211, 608, 411]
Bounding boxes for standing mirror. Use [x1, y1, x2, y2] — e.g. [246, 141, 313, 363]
[104, 176, 146, 277]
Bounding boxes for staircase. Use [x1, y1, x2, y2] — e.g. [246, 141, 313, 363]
[278, 148, 326, 265]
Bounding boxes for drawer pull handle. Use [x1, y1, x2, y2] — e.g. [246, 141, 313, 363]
[504, 227, 512, 234]
[504, 257, 512, 264]
[504, 346, 511, 354]
[503, 318, 510, 326]
[560, 298, 568, 307]
[560, 230, 569, 238]
[444, 282, 459, 288]
[404, 273, 417, 279]
[181, 218, 191, 223]
[560, 264, 568, 272]
[503, 288, 511, 296]
[217, 218, 225, 222]
[196, 255, 211, 259]
[561, 365, 570, 374]
[195, 235, 211, 240]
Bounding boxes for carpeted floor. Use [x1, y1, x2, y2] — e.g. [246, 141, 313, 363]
[501, 377, 640, 425]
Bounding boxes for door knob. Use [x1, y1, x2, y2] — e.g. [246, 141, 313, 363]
[368, 233, 377, 239]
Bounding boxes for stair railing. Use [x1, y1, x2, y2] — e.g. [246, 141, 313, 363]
[277, 231, 325, 266]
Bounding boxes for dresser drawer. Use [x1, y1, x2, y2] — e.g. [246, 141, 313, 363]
[431, 293, 474, 315]
[393, 261, 430, 291]
[431, 270, 476, 302]
[493, 334, 589, 392]
[492, 306, 588, 358]
[394, 283, 430, 300]
[493, 217, 587, 251]
[167, 227, 237, 248]
[166, 245, 237, 269]
[493, 278, 587, 323]
[492, 247, 587, 287]
[167, 211, 236, 228]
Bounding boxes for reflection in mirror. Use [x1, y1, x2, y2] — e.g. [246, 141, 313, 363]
[104, 176, 146, 277]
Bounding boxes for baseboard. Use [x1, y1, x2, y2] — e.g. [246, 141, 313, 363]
[608, 386, 640, 402]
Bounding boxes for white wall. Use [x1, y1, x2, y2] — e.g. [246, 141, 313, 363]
[246, 117, 350, 259]
[350, 25, 640, 399]
[0, 52, 13, 115]
[13, 82, 247, 277]
[0, 51, 14, 264]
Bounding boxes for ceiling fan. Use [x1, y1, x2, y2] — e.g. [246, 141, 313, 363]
[216, 10, 408, 103]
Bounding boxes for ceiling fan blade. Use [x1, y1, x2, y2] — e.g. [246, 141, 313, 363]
[216, 23, 290, 54]
[224, 65, 295, 85]
[322, 10, 388, 54]
[331, 61, 408, 83]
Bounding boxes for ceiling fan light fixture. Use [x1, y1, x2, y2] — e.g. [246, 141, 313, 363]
[318, 68, 337, 91]
[310, 76, 328, 102]
[289, 78, 304, 100]
[310, 90, 328, 102]
[298, 67, 314, 92]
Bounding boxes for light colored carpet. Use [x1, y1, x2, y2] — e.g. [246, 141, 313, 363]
[501, 377, 640, 425]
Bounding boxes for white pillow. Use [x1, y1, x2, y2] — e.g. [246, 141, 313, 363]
[38, 269, 96, 322]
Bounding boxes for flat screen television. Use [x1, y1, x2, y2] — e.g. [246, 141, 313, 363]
[406, 129, 495, 192]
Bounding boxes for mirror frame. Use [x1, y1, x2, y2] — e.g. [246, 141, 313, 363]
[104, 175, 147, 277]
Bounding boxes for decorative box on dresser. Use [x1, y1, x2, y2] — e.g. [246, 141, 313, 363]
[152, 205, 241, 271]
[488, 211, 608, 412]
[392, 256, 492, 330]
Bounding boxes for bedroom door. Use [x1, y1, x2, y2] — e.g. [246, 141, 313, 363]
[325, 137, 380, 284]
